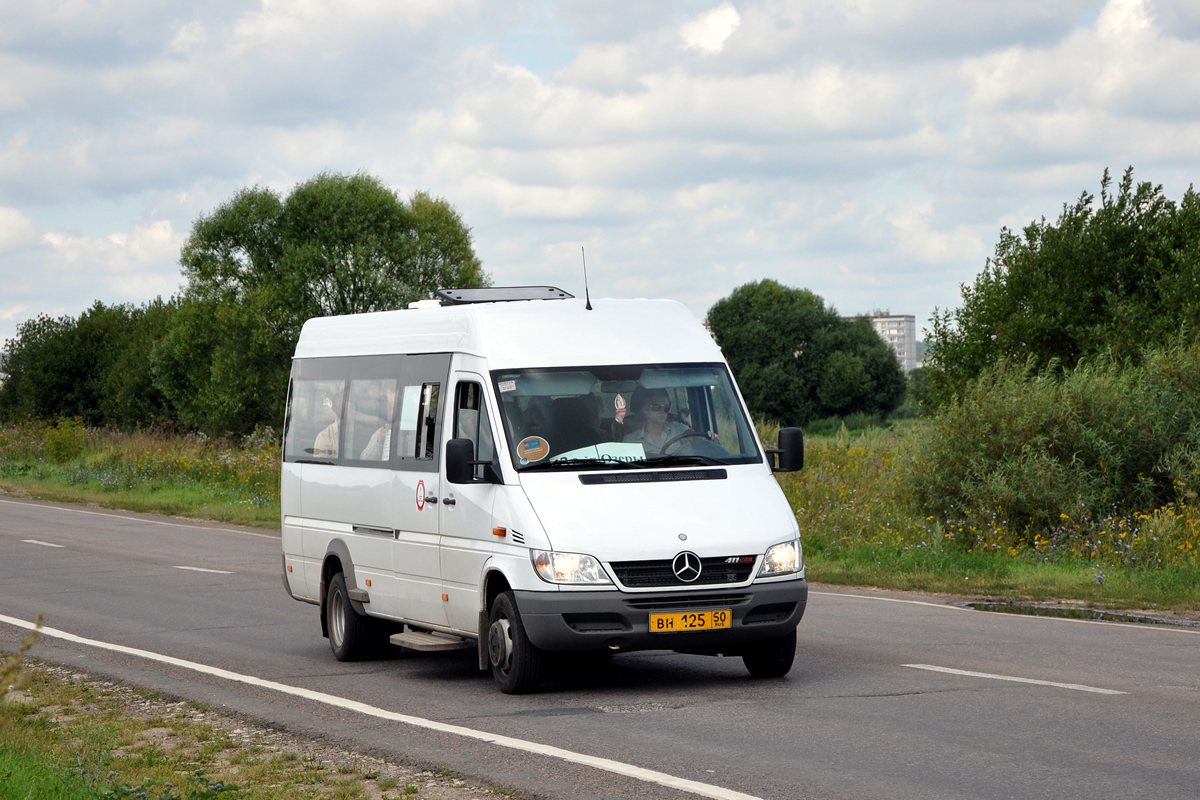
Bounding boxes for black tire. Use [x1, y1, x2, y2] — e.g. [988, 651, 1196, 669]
[325, 572, 373, 662]
[742, 628, 797, 679]
[487, 591, 544, 694]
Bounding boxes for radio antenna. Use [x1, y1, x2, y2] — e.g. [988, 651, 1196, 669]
[581, 246, 593, 310]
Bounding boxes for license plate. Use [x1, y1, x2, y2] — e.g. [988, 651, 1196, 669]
[649, 608, 732, 633]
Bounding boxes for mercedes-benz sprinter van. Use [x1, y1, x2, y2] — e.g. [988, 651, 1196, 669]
[281, 287, 807, 693]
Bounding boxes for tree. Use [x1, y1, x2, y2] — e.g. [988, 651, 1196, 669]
[925, 168, 1200, 406]
[173, 171, 491, 436]
[0, 302, 141, 425]
[408, 190, 486, 293]
[182, 173, 491, 334]
[100, 298, 180, 429]
[706, 280, 906, 425]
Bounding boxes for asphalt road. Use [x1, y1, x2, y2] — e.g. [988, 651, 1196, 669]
[2, 496, 1198, 800]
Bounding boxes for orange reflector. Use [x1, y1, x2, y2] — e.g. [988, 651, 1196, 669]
[287, 565, 293, 573]
[442, 593, 449, 602]
[365, 579, 372, 587]
[493, 527, 507, 538]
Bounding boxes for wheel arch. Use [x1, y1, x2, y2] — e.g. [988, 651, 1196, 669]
[320, 538, 365, 636]
[476, 564, 514, 670]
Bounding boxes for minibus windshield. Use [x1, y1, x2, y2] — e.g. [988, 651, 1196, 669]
[492, 364, 761, 471]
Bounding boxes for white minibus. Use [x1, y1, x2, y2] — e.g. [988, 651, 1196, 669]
[281, 287, 807, 693]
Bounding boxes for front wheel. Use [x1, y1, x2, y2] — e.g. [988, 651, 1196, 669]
[325, 572, 373, 662]
[742, 629, 797, 678]
[488, 591, 544, 694]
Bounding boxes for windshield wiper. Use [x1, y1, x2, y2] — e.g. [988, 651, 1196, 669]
[645, 454, 727, 467]
[521, 457, 634, 472]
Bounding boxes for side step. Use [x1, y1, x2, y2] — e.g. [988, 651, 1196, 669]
[390, 630, 473, 652]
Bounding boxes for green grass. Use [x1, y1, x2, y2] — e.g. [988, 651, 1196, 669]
[0, 422, 280, 529]
[1, 653, 489, 800]
[0, 735, 95, 800]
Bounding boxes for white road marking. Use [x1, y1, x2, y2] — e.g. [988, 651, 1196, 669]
[811, 590, 1200, 636]
[904, 663, 1127, 695]
[810, 590, 972, 612]
[174, 566, 234, 574]
[0, 613, 762, 800]
[22, 539, 65, 548]
[0, 497, 278, 540]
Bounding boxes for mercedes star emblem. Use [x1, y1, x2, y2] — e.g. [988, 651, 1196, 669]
[672, 551, 702, 583]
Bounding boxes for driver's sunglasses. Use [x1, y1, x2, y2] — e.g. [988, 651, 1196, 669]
[646, 403, 670, 413]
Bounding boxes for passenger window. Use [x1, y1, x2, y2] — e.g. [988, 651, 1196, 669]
[397, 383, 441, 461]
[284, 378, 346, 461]
[455, 382, 496, 481]
[345, 378, 398, 462]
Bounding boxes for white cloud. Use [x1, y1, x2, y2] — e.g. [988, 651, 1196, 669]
[680, 3, 741, 55]
[0, 207, 37, 251]
[888, 202, 988, 265]
[39, 220, 184, 299]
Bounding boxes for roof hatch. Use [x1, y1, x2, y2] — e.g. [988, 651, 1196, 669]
[436, 286, 574, 305]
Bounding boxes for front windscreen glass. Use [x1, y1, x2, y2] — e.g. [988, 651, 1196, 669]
[492, 363, 761, 471]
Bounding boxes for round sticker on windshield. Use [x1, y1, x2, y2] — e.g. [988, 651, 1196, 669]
[517, 436, 550, 464]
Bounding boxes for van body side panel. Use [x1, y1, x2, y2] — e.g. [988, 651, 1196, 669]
[302, 463, 396, 615]
[390, 471, 447, 627]
[280, 462, 312, 600]
[439, 486, 498, 632]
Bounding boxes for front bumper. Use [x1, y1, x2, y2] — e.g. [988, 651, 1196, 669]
[514, 578, 807, 653]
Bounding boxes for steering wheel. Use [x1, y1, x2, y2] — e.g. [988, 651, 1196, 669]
[660, 430, 712, 453]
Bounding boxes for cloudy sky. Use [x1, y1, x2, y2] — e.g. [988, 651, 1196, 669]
[3, 0, 1200, 348]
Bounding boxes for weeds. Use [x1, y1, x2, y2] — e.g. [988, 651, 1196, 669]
[774, 418, 1200, 610]
[0, 422, 281, 525]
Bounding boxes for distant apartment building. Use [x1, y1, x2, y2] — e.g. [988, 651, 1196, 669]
[865, 311, 918, 374]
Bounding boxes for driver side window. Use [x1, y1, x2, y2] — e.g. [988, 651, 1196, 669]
[454, 382, 496, 481]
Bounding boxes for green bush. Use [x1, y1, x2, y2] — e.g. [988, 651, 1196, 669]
[903, 342, 1200, 546]
[44, 418, 87, 464]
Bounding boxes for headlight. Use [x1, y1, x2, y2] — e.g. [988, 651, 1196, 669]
[758, 539, 802, 577]
[531, 550, 613, 585]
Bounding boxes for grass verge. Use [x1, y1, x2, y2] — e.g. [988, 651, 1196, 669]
[0, 422, 279, 529]
[1, 652, 518, 799]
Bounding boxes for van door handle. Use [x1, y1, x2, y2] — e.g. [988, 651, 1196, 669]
[426, 495, 439, 504]
[442, 497, 456, 506]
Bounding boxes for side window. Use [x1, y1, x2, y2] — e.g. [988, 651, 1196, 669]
[455, 382, 496, 481]
[284, 377, 346, 461]
[397, 383, 441, 461]
[394, 353, 450, 472]
[345, 378, 398, 463]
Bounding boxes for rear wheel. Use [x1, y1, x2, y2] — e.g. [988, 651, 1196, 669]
[326, 572, 373, 662]
[742, 629, 797, 678]
[488, 591, 544, 694]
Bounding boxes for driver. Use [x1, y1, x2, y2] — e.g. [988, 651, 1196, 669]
[622, 386, 714, 456]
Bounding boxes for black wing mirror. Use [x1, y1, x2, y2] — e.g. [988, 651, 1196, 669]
[768, 427, 804, 473]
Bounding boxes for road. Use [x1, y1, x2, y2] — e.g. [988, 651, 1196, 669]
[2, 496, 1198, 800]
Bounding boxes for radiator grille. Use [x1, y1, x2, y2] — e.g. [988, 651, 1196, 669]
[610, 556, 757, 588]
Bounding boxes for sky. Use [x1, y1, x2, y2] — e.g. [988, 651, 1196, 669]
[3, 0, 1200, 349]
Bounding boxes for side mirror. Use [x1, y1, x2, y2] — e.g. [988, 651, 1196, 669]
[446, 438, 476, 484]
[446, 437, 504, 484]
[769, 427, 805, 473]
